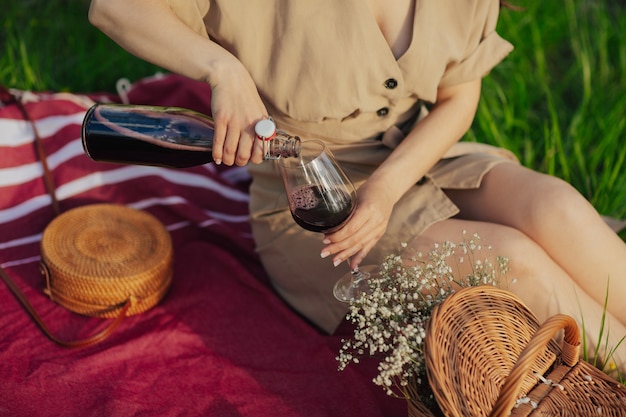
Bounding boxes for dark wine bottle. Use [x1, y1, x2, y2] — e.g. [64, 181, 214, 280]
[81, 103, 301, 168]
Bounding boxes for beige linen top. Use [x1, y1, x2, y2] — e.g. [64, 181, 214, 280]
[165, 0, 518, 333]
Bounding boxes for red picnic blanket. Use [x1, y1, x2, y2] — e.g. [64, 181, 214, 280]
[0, 74, 406, 417]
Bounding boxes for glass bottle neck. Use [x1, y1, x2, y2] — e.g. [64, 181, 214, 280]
[264, 130, 301, 160]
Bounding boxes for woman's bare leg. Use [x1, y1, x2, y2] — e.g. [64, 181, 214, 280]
[407, 218, 626, 373]
[445, 162, 626, 322]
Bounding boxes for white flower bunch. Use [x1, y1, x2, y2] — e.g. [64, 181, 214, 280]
[337, 231, 510, 399]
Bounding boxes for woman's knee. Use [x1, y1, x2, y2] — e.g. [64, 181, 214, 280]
[474, 164, 596, 235]
[520, 173, 597, 236]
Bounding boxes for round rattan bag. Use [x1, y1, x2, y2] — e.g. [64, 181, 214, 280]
[40, 204, 173, 319]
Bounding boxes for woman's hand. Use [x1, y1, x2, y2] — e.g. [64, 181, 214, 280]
[319, 79, 483, 269]
[89, 0, 268, 167]
[207, 58, 269, 166]
[321, 180, 394, 270]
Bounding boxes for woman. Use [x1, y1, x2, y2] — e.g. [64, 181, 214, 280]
[88, 0, 626, 370]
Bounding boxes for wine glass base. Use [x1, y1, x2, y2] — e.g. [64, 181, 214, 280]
[333, 266, 376, 303]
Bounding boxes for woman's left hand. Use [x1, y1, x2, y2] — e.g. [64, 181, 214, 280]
[320, 79, 483, 271]
[320, 180, 394, 270]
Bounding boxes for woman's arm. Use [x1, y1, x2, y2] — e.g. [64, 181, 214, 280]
[321, 78, 483, 268]
[88, 0, 268, 166]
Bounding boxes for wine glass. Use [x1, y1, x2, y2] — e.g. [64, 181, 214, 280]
[279, 140, 373, 302]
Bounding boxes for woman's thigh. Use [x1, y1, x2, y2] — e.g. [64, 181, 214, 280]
[443, 162, 596, 233]
[407, 217, 543, 290]
[442, 163, 626, 319]
[408, 216, 607, 323]
[411, 217, 626, 372]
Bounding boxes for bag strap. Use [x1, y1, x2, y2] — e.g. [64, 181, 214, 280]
[2, 86, 61, 216]
[489, 314, 581, 417]
[0, 85, 129, 349]
[0, 266, 132, 348]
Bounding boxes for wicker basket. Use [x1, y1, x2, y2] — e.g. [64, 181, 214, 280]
[423, 286, 626, 416]
[40, 204, 173, 318]
[406, 376, 441, 417]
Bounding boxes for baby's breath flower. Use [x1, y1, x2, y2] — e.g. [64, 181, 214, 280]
[337, 232, 509, 403]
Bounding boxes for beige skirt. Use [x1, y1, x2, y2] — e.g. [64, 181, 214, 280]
[248, 135, 520, 334]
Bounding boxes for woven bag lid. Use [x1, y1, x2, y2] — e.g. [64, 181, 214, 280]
[40, 204, 173, 318]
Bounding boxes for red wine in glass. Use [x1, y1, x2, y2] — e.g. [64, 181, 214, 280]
[280, 140, 372, 302]
[289, 185, 356, 233]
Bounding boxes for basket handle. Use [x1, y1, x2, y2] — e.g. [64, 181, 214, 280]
[489, 314, 581, 417]
[0, 265, 133, 349]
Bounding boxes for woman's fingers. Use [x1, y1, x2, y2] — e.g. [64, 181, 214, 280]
[210, 116, 227, 165]
[322, 214, 387, 268]
[321, 186, 394, 268]
[327, 228, 382, 267]
[210, 116, 267, 166]
[208, 67, 268, 166]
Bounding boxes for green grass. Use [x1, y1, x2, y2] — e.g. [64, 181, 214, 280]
[0, 0, 160, 93]
[579, 279, 625, 384]
[470, 0, 626, 235]
[4, 1, 623, 238]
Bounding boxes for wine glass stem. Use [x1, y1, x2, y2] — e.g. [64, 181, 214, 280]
[348, 259, 365, 283]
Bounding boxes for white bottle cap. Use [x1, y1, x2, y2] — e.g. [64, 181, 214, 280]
[255, 118, 277, 141]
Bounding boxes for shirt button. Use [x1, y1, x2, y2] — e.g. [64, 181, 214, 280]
[376, 107, 389, 117]
[384, 78, 398, 89]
